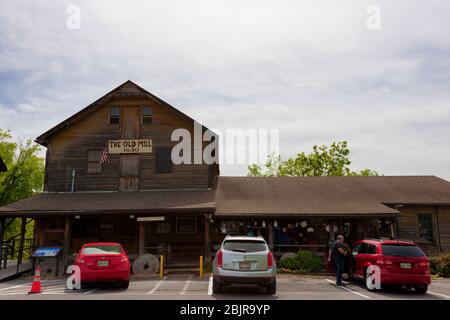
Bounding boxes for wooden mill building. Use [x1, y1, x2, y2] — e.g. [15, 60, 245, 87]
[1, 81, 450, 271]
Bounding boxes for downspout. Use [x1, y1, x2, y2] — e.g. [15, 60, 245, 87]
[434, 206, 442, 254]
[71, 170, 75, 192]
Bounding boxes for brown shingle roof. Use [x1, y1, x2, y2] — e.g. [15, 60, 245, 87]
[2, 176, 450, 218]
[215, 176, 450, 217]
[0, 190, 215, 216]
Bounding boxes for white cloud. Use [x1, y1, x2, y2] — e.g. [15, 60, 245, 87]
[0, 0, 449, 178]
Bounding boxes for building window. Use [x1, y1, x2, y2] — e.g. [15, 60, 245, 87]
[418, 214, 434, 243]
[176, 217, 197, 234]
[87, 150, 102, 174]
[156, 148, 172, 173]
[142, 106, 153, 124]
[110, 106, 120, 124]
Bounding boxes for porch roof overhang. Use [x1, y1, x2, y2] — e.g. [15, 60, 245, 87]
[0, 190, 216, 217]
[214, 176, 450, 218]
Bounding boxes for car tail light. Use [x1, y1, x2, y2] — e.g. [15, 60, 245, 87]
[419, 260, 429, 268]
[217, 250, 223, 268]
[78, 259, 85, 264]
[267, 251, 273, 269]
[121, 257, 128, 263]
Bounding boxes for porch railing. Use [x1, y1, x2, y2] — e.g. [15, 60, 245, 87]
[0, 238, 34, 270]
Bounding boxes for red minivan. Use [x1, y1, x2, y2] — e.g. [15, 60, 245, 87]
[75, 242, 130, 288]
[350, 239, 431, 293]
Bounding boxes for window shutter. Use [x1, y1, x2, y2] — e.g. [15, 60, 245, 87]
[156, 148, 172, 173]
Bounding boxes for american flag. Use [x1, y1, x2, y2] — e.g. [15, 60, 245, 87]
[99, 146, 109, 164]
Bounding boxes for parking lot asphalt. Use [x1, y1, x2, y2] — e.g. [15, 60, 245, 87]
[0, 274, 449, 300]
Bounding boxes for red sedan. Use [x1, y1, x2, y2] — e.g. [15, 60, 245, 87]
[75, 242, 130, 288]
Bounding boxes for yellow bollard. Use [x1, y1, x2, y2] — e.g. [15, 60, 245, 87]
[160, 255, 164, 279]
[199, 255, 203, 278]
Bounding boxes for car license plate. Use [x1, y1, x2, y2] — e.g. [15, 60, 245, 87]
[400, 263, 411, 269]
[239, 262, 251, 270]
[97, 260, 109, 267]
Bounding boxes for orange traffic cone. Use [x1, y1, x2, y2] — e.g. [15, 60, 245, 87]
[28, 266, 42, 294]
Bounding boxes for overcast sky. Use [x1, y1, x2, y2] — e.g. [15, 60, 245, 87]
[0, 0, 449, 178]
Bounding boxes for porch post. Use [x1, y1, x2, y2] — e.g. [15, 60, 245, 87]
[0, 217, 5, 269]
[204, 215, 211, 263]
[16, 218, 27, 273]
[62, 216, 72, 265]
[390, 218, 396, 240]
[268, 220, 274, 248]
[329, 222, 336, 241]
[138, 222, 145, 256]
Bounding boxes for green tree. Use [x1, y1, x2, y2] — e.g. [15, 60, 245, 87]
[0, 129, 45, 241]
[248, 141, 379, 177]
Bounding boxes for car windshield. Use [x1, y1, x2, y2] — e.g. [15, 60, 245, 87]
[381, 244, 425, 257]
[223, 240, 267, 253]
[82, 245, 122, 255]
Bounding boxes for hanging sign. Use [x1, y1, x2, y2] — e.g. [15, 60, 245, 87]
[137, 216, 165, 222]
[108, 139, 152, 154]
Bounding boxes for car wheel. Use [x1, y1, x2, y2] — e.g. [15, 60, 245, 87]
[414, 285, 428, 294]
[212, 277, 222, 294]
[119, 280, 129, 289]
[267, 279, 276, 295]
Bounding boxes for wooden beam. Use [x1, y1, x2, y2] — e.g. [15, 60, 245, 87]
[390, 218, 396, 240]
[268, 220, 274, 248]
[62, 216, 72, 265]
[204, 215, 211, 263]
[329, 222, 336, 241]
[138, 222, 145, 256]
[16, 218, 27, 273]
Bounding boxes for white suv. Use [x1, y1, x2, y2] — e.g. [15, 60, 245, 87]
[212, 235, 277, 294]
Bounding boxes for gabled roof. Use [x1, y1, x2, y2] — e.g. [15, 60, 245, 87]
[35, 80, 214, 146]
[215, 175, 450, 216]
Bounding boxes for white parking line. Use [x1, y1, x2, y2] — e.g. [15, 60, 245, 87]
[428, 291, 450, 300]
[0, 290, 29, 296]
[43, 287, 67, 292]
[325, 279, 371, 299]
[208, 276, 213, 295]
[180, 275, 193, 295]
[42, 292, 66, 295]
[147, 276, 167, 295]
[0, 283, 30, 291]
[83, 288, 98, 295]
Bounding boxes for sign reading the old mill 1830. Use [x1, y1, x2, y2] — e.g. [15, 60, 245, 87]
[108, 139, 152, 154]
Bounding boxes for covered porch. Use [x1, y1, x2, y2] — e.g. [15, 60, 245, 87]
[212, 215, 399, 260]
[0, 189, 216, 272]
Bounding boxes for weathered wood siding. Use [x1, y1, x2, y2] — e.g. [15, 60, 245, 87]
[397, 205, 442, 255]
[44, 90, 215, 192]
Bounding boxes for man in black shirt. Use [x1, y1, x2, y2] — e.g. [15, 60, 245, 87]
[330, 235, 348, 286]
